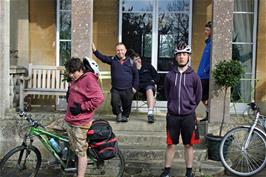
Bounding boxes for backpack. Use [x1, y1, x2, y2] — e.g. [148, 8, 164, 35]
[87, 119, 118, 160]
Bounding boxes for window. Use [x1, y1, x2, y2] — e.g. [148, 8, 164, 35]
[120, 0, 192, 100]
[56, 0, 71, 66]
[231, 0, 258, 104]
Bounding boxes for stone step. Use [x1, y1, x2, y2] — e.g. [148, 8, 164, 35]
[124, 159, 225, 177]
[104, 114, 207, 136]
[120, 145, 208, 161]
[115, 130, 206, 148]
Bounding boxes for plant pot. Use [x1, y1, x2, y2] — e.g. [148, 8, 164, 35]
[205, 134, 223, 161]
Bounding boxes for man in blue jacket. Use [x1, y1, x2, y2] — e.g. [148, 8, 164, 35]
[197, 21, 212, 122]
[160, 42, 202, 177]
[92, 43, 139, 122]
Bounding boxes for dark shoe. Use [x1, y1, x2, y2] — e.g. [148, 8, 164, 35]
[116, 113, 123, 122]
[121, 116, 128, 122]
[147, 114, 155, 123]
[186, 173, 194, 177]
[160, 170, 171, 177]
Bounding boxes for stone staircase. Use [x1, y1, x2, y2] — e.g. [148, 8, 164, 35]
[97, 112, 225, 177]
[1, 110, 225, 177]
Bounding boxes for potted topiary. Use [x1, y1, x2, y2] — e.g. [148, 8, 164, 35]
[206, 59, 244, 161]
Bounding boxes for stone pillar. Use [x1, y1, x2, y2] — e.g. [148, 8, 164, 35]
[71, 0, 93, 58]
[0, 0, 10, 117]
[209, 0, 234, 124]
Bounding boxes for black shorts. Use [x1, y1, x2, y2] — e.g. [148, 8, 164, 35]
[139, 85, 156, 96]
[201, 79, 209, 101]
[166, 113, 196, 145]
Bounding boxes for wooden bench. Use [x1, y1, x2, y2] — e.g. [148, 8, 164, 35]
[19, 64, 68, 110]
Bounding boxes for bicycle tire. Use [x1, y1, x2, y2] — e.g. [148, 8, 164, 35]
[0, 145, 42, 177]
[87, 149, 125, 177]
[219, 127, 266, 176]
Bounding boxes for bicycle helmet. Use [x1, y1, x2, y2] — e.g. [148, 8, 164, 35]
[174, 42, 192, 55]
[83, 57, 100, 75]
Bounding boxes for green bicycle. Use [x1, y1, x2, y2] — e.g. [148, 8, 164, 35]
[0, 110, 125, 177]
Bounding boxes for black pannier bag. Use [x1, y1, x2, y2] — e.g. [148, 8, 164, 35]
[87, 119, 118, 160]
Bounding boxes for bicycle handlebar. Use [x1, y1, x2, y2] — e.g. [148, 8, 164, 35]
[16, 108, 43, 128]
[248, 102, 260, 112]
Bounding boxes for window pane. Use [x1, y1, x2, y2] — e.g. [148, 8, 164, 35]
[122, 13, 152, 63]
[60, 11, 71, 40]
[232, 44, 253, 73]
[234, 0, 253, 12]
[233, 14, 253, 43]
[60, 0, 71, 10]
[231, 80, 252, 102]
[156, 73, 166, 101]
[122, 0, 153, 12]
[158, 13, 189, 71]
[231, 44, 253, 103]
[159, 0, 190, 11]
[60, 41, 71, 66]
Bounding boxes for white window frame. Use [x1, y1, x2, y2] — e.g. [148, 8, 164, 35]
[119, 0, 192, 71]
[230, 0, 258, 114]
[56, 0, 71, 66]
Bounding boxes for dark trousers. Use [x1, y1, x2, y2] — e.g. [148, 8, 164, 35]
[111, 88, 134, 117]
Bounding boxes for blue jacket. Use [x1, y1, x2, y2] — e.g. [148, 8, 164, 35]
[164, 66, 202, 116]
[198, 38, 211, 79]
[93, 50, 139, 90]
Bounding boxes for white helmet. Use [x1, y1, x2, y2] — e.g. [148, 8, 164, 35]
[83, 57, 100, 75]
[174, 42, 192, 55]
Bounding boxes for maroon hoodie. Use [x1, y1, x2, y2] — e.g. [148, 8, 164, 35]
[65, 72, 104, 126]
[164, 66, 202, 116]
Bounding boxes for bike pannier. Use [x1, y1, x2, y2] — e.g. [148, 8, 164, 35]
[87, 119, 118, 160]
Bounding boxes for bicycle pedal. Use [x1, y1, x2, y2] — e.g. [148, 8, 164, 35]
[64, 167, 77, 173]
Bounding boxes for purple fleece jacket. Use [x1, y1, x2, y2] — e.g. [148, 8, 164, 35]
[164, 66, 202, 116]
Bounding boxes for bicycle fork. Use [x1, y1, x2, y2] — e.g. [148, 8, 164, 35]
[242, 112, 260, 151]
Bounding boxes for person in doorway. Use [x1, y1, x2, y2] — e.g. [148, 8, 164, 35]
[197, 21, 212, 122]
[131, 52, 159, 123]
[160, 42, 202, 177]
[92, 42, 139, 122]
[64, 57, 104, 177]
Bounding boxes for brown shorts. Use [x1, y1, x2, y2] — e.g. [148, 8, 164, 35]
[64, 121, 92, 157]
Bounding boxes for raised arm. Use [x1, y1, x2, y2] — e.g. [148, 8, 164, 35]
[92, 43, 112, 65]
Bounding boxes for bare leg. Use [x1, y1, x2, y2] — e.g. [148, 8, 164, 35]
[164, 144, 176, 167]
[77, 155, 87, 177]
[184, 144, 193, 168]
[146, 89, 155, 109]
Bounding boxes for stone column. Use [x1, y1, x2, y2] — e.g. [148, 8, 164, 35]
[209, 0, 234, 125]
[71, 0, 93, 58]
[0, 0, 10, 117]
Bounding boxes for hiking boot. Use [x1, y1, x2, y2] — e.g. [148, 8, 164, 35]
[116, 113, 123, 122]
[160, 170, 171, 177]
[185, 173, 194, 177]
[147, 114, 155, 123]
[121, 116, 128, 122]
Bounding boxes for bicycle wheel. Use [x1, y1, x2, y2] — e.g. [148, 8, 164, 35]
[87, 149, 125, 177]
[220, 127, 266, 176]
[0, 145, 42, 177]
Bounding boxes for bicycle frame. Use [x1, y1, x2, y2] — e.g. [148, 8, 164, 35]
[24, 126, 69, 169]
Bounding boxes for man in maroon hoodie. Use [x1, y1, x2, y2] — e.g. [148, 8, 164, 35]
[160, 42, 202, 177]
[64, 57, 104, 177]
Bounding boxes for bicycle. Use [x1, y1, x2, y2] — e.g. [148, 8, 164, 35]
[219, 102, 266, 176]
[0, 110, 125, 177]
